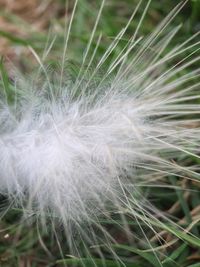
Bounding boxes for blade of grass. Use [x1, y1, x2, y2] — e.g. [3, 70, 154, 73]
[56, 257, 140, 267]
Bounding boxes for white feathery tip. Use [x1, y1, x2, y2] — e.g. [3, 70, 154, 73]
[0, 1, 199, 232]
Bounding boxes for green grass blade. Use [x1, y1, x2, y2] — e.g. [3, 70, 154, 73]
[56, 258, 139, 267]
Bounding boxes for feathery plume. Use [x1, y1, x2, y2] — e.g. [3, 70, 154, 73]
[0, 0, 199, 260]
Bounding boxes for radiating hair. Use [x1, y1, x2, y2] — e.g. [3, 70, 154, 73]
[0, 0, 199, 263]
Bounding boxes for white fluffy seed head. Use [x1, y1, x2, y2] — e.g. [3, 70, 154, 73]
[0, 1, 199, 242]
[0, 83, 146, 221]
